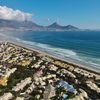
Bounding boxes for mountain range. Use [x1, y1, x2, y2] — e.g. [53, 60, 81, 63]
[0, 19, 79, 31]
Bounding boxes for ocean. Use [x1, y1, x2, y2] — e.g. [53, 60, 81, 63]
[0, 31, 100, 70]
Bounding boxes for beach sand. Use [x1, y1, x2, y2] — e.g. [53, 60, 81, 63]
[0, 35, 100, 74]
[0, 36, 7, 42]
[9, 40, 100, 74]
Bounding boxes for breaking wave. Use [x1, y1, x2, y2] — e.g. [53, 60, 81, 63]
[15, 38, 77, 57]
[0, 32, 100, 70]
[15, 38, 100, 69]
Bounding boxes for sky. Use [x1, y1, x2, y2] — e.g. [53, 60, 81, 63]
[0, 0, 100, 29]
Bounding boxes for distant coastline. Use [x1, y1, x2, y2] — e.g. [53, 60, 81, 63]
[0, 19, 100, 32]
[0, 19, 80, 32]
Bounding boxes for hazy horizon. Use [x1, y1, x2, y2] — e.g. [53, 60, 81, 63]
[0, 0, 100, 29]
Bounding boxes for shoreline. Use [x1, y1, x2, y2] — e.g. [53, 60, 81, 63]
[0, 35, 100, 74]
[10, 42, 100, 75]
[8, 41, 100, 74]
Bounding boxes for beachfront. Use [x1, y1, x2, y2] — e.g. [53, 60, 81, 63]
[0, 42, 100, 100]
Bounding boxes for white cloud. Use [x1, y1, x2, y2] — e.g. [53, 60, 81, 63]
[0, 6, 32, 21]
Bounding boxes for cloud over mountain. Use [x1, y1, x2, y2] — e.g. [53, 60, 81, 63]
[0, 6, 32, 21]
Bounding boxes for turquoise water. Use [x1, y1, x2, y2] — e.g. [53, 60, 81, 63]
[1, 31, 100, 69]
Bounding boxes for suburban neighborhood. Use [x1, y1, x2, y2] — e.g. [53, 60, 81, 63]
[0, 42, 100, 100]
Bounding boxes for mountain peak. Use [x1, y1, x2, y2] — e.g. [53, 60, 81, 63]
[0, 19, 79, 31]
[48, 22, 62, 28]
[48, 23, 78, 30]
[52, 22, 59, 25]
[65, 25, 79, 30]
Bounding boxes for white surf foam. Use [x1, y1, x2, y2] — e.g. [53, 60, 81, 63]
[78, 56, 100, 68]
[15, 38, 77, 57]
[0, 33, 100, 69]
[15, 38, 100, 69]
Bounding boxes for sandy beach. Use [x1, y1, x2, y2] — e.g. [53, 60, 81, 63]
[0, 36, 7, 42]
[0, 34, 100, 74]
[12, 41, 100, 74]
